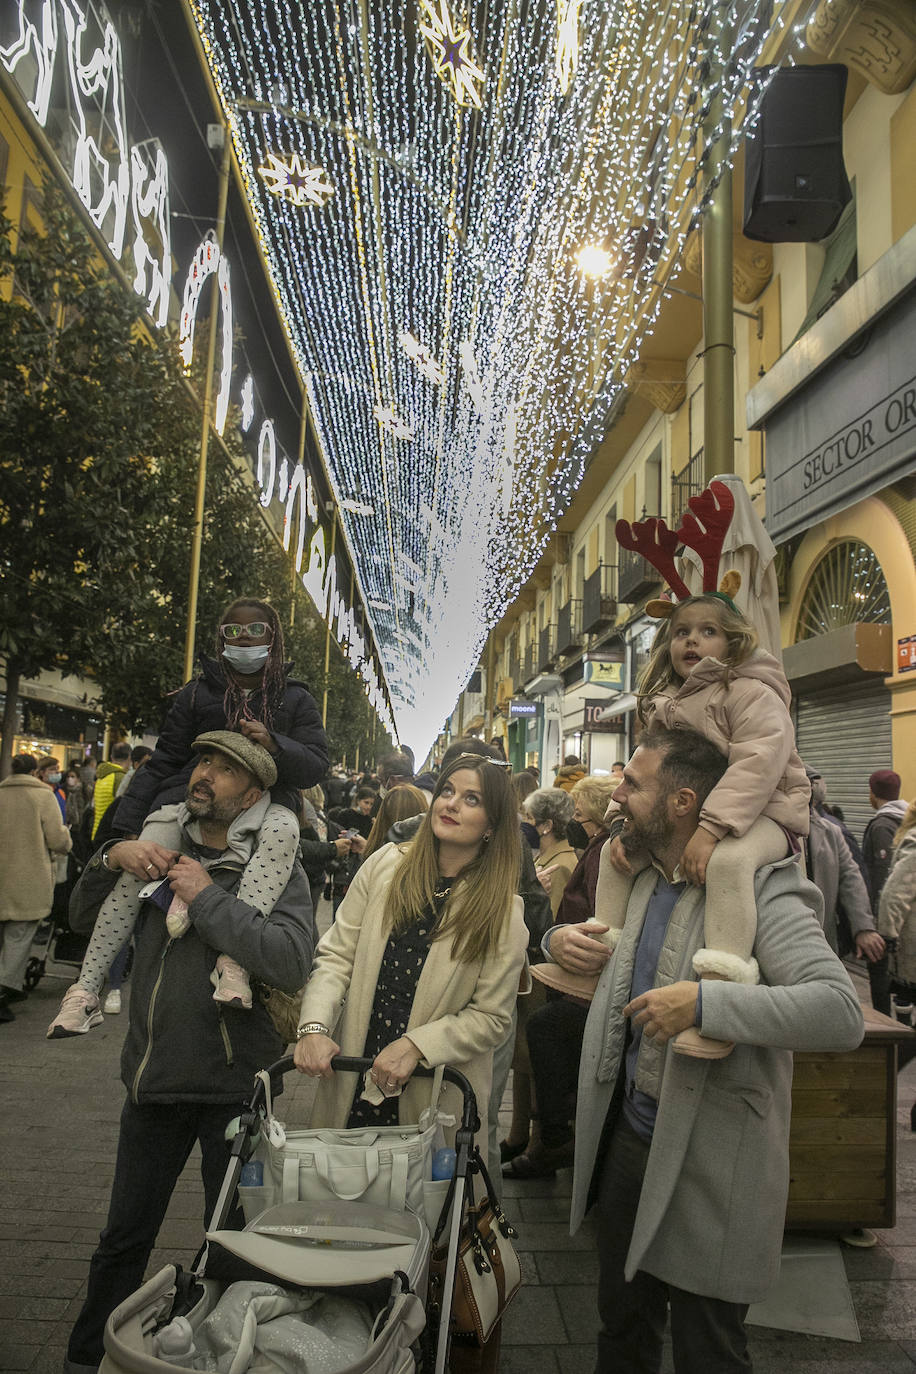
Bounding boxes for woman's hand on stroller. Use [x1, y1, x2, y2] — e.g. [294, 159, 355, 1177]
[371, 1036, 422, 1095]
[293, 1032, 341, 1078]
[108, 840, 180, 881]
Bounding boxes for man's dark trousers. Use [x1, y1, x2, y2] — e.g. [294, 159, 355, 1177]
[595, 1113, 752, 1374]
[66, 1097, 244, 1367]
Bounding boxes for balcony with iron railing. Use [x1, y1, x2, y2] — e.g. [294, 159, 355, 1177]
[617, 546, 661, 604]
[523, 641, 537, 681]
[538, 624, 556, 673]
[582, 565, 618, 634]
[556, 600, 583, 655]
[671, 449, 705, 525]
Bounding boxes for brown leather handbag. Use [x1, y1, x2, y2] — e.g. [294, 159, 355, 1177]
[429, 1148, 521, 1346]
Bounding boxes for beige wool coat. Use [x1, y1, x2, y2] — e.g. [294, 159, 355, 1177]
[0, 775, 72, 922]
[299, 842, 527, 1145]
[572, 857, 863, 1303]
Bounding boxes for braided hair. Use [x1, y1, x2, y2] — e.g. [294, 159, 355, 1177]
[215, 597, 287, 730]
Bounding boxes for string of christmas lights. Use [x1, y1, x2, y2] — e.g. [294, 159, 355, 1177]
[186, 0, 808, 756]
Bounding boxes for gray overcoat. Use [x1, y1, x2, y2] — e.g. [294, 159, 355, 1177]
[571, 856, 864, 1304]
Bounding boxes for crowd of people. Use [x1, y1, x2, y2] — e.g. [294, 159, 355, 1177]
[0, 586, 913, 1374]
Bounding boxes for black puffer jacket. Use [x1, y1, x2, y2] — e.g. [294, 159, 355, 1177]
[117, 656, 328, 835]
[71, 834, 314, 1104]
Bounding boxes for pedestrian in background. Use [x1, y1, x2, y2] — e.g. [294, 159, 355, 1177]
[807, 796, 886, 965]
[35, 756, 67, 820]
[64, 766, 86, 833]
[863, 770, 907, 909]
[116, 744, 153, 798]
[878, 801, 916, 1026]
[0, 754, 72, 1022]
[91, 742, 131, 839]
[505, 773, 617, 1180]
[297, 786, 351, 915]
[808, 767, 890, 1014]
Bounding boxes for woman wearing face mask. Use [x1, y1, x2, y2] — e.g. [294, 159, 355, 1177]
[47, 600, 328, 1037]
[36, 757, 68, 822]
[64, 768, 87, 833]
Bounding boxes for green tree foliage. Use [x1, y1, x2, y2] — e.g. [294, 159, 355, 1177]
[0, 186, 194, 771]
[0, 185, 389, 771]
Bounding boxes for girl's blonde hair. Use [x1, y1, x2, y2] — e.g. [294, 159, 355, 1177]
[363, 784, 428, 860]
[636, 594, 758, 725]
[384, 754, 520, 964]
[894, 798, 916, 845]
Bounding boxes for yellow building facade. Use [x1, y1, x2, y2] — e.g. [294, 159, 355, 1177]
[452, 2, 916, 831]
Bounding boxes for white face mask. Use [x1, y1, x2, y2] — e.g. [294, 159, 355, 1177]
[222, 645, 270, 673]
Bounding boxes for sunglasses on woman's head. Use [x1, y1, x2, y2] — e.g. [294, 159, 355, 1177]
[455, 752, 511, 769]
[221, 622, 271, 640]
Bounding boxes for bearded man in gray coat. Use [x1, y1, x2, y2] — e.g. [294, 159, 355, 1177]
[546, 723, 864, 1373]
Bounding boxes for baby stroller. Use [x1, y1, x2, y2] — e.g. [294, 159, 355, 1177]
[99, 1056, 496, 1374]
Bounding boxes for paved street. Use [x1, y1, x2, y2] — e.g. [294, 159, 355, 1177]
[3, 954, 916, 1372]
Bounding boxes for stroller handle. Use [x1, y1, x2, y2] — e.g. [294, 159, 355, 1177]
[252, 1055, 480, 1134]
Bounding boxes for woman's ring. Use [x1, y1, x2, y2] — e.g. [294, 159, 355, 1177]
[145, 863, 155, 873]
[386, 1080, 396, 1089]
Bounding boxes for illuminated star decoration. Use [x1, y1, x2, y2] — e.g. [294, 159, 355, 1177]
[258, 151, 335, 208]
[418, 0, 485, 109]
[373, 404, 415, 441]
[400, 331, 445, 386]
[556, 0, 584, 94]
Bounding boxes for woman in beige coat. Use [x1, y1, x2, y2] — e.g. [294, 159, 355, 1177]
[0, 756, 72, 1019]
[294, 754, 527, 1147]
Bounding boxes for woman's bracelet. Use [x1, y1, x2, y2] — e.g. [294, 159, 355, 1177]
[296, 1022, 331, 1040]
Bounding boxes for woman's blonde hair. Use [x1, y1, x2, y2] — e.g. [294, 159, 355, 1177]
[570, 774, 618, 825]
[363, 784, 428, 860]
[636, 594, 758, 725]
[384, 754, 520, 963]
[894, 798, 916, 845]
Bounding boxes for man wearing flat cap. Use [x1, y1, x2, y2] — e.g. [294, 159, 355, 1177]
[62, 731, 315, 1374]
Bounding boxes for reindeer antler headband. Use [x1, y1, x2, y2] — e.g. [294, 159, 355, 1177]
[615, 479, 741, 619]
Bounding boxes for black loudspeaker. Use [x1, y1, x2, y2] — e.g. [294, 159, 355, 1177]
[743, 64, 852, 243]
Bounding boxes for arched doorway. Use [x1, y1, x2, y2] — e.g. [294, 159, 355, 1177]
[793, 540, 893, 838]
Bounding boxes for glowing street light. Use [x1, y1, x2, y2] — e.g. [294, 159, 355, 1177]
[575, 244, 614, 278]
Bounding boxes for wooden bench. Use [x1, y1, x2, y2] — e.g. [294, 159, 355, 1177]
[787, 1003, 914, 1231]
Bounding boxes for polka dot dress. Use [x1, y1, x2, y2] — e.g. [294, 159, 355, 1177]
[346, 886, 450, 1128]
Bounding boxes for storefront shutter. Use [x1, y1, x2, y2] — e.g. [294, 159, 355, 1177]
[795, 682, 893, 844]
